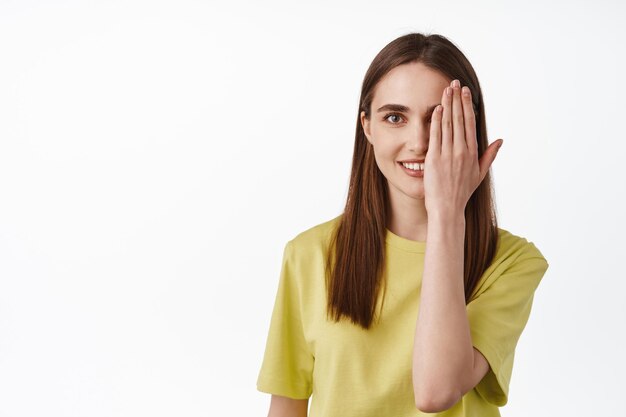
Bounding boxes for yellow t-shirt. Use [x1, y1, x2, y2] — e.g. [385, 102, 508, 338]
[256, 214, 549, 416]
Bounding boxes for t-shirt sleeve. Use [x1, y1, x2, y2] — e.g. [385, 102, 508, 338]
[466, 243, 549, 406]
[256, 240, 314, 399]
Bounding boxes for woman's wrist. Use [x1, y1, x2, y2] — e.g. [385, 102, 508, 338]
[426, 212, 466, 242]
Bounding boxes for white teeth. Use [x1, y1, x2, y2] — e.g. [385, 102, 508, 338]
[401, 162, 424, 171]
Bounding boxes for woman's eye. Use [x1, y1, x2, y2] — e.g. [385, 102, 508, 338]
[384, 113, 404, 124]
[383, 113, 433, 125]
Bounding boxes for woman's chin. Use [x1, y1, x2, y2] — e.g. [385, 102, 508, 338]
[400, 186, 425, 200]
[387, 178, 425, 200]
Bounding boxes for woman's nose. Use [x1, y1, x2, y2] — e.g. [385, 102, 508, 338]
[406, 125, 429, 153]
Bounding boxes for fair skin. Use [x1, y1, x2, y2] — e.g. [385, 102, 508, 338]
[360, 61, 502, 412]
[267, 395, 308, 417]
[267, 61, 502, 416]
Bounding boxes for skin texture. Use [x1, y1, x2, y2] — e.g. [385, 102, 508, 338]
[361, 62, 501, 412]
[267, 395, 308, 417]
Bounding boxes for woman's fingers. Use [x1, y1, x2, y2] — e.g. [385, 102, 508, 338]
[429, 103, 442, 155]
[441, 85, 453, 156]
[462, 86, 478, 157]
[451, 80, 467, 154]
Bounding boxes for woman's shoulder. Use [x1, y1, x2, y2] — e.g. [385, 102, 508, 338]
[495, 226, 549, 267]
[286, 214, 343, 253]
[466, 227, 549, 299]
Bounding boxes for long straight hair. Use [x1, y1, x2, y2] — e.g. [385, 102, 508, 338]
[324, 33, 499, 330]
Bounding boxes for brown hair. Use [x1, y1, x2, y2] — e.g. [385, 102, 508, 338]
[324, 32, 499, 330]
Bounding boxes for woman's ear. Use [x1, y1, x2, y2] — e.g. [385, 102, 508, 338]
[360, 111, 372, 144]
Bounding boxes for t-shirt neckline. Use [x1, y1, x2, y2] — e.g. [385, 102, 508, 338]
[385, 228, 426, 253]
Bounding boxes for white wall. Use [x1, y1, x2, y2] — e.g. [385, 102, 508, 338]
[0, 0, 623, 416]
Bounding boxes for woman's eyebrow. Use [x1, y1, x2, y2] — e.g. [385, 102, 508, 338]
[376, 103, 439, 114]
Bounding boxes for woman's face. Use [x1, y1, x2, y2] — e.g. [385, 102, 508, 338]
[360, 61, 451, 201]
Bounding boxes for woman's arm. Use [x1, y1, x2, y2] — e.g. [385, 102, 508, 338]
[413, 80, 500, 413]
[267, 394, 308, 417]
[411, 214, 475, 412]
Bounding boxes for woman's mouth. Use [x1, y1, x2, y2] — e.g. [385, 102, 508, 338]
[398, 161, 424, 177]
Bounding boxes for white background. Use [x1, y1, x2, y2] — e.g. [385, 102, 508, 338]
[1, 1, 624, 416]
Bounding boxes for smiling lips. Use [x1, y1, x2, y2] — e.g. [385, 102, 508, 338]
[398, 161, 424, 177]
[398, 159, 425, 163]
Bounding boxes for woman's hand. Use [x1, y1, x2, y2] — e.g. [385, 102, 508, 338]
[423, 79, 503, 219]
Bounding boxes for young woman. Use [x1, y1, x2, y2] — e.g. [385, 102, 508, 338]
[256, 32, 549, 417]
